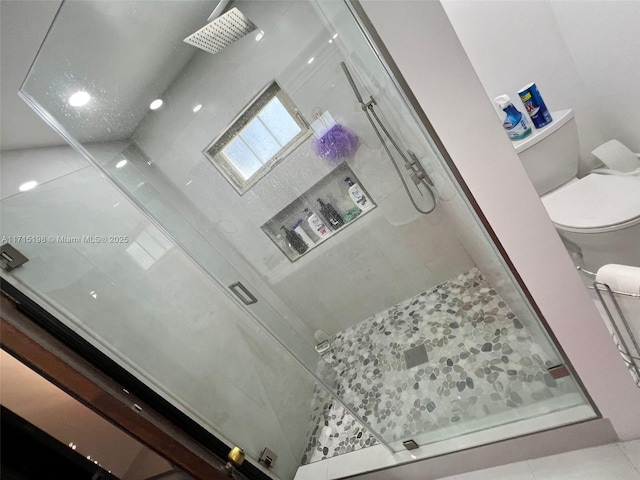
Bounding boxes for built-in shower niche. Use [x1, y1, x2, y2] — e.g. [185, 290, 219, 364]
[261, 163, 375, 262]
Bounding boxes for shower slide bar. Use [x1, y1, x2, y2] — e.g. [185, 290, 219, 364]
[578, 266, 640, 388]
[340, 62, 437, 215]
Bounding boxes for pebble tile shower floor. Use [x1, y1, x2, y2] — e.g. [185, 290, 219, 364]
[301, 267, 577, 464]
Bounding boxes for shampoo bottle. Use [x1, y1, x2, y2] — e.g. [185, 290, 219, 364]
[317, 198, 344, 229]
[345, 177, 373, 211]
[275, 233, 294, 255]
[293, 219, 315, 247]
[304, 208, 331, 239]
[494, 94, 531, 141]
[280, 225, 308, 254]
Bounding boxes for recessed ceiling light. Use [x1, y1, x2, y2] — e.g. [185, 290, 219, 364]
[307, 57, 315, 64]
[19, 180, 38, 192]
[115, 159, 127, 169]
[192, 104, 202, 113]
[90, 291, 97, 299]
[149, 99, 163, 110]
[68, 90, 90, 107]
[255, 30, 264, 41]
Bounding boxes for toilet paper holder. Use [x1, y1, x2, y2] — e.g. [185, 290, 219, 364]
[578, 266, 640, 388]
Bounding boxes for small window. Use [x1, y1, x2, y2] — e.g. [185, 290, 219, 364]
[204, 82, 309, 194]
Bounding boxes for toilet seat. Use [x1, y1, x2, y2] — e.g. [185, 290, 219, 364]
[541, 174, 640, 234]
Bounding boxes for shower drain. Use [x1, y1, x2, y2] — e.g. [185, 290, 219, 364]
[404, 344, 429, 369]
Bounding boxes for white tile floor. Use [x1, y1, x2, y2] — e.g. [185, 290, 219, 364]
[437, 440, 640, 480]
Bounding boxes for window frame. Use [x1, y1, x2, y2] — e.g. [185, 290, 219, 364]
[203, 81, 310, 195]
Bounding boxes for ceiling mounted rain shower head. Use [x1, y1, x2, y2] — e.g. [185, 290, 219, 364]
[184, 6, 257, 55]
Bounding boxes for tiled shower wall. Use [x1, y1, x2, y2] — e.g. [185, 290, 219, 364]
[130, 0, 475, 339]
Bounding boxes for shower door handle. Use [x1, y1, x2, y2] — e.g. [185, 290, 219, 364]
[229, 282, 258, 305]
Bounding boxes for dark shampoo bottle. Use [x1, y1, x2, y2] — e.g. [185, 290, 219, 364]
[317, 198, 344, 229]
[280, 225, 308, 254]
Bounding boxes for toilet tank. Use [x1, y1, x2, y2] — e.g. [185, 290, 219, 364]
[514, 109, 580, 195]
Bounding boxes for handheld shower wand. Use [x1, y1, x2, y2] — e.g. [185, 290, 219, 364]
[340, 62, 436, 214]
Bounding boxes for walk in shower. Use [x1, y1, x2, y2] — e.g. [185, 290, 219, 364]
[1, 1, 596, 479]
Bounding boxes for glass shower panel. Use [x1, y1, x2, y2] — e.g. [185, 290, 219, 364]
[0, 166, 317, 480]
[15, 0, 595, 468]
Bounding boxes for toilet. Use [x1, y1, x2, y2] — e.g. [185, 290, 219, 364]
[514, 109, 640, 271]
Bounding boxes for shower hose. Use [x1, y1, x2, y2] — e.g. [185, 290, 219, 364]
[340, 61, 437, 215]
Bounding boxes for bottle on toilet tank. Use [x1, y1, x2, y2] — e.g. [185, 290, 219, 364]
[517, 82, 552, 129]
[494, 94, 531, 141]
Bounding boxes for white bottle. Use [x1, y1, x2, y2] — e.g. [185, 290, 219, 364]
[293, 220, 315, 247]
[345, 177, 373, 211]
[304, 208, 331, 239]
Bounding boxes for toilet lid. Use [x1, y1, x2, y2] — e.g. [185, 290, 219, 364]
[541, 174, 640, 231]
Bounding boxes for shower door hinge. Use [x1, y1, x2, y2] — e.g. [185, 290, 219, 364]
[259, 447, 277, 468]
[402, 439, 419, 450]
[0, 244, 29, 271]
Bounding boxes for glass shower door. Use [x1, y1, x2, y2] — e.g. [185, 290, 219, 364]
[0, 162, 321, 480]
[9, 0, 596, 472]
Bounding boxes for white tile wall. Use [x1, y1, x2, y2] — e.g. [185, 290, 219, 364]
[622, 440, 640, 472]
[455, 461, 535, 480]
[528, 444, 639, 480]
[443, 442, 640, 480]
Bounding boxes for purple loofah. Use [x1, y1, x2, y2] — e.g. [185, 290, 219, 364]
[312, 124, 359, 165]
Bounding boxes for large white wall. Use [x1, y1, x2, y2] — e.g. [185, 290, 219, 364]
[441, 0, 639, 176]
[361, 0, 640, 443]
[549, 0, 640, 153]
